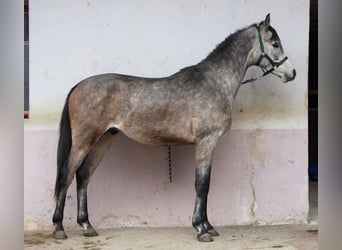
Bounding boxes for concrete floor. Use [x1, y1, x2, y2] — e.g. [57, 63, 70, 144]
[24, 224, 318, 250]
[308, 181, 318, 225]
[24, 181, 318, 250]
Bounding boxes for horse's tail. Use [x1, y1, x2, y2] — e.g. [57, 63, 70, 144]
[54, 86, 77, 201]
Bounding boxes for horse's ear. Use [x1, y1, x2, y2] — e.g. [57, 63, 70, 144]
[265, 13, 271, 26]
[260, 13, 271, 31]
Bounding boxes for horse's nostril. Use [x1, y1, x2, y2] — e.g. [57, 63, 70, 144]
[292, 69, 297, 78]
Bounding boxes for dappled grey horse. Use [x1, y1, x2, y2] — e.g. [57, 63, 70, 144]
[53, 14, 296, 242]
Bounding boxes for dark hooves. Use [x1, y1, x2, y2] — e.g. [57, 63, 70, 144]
[52, 230, 67, 240]
[197, 233, 213, 242]
[84, 228, 99, 237]
[208, 228, 219, 237]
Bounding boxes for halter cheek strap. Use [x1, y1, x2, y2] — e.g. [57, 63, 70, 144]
[255, 26, 288, 76]
[242, 26, 288, 84]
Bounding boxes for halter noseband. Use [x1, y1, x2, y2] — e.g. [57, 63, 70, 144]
[242, 25, 288, 84]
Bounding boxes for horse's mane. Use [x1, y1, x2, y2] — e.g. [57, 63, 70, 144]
[203, 23, 257, 61]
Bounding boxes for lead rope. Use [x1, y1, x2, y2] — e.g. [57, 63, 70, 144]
[241, 68, 267, 84]
[241, 77, 259, 84]
[167, 146, 173, 183]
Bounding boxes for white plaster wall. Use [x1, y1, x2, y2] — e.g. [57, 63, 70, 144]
[24, 0, 310, 230]
[26, 0, 309, 130]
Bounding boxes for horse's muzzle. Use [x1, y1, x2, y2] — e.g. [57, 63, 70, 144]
[283, 69, 296, 82]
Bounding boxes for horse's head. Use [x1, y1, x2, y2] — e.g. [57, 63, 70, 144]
[252, 14, 296, 83]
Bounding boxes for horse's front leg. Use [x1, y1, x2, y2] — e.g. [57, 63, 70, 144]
[192, 138, 219, 242]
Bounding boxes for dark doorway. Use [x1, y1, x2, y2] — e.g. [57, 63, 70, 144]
[308, 0, 318, 223]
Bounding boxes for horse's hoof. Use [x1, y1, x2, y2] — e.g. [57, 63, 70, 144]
[197, 233, 213, 242]
[84, 228, 99, 237]
[208, 228, 220, 237]
[52, 230, 67, 240]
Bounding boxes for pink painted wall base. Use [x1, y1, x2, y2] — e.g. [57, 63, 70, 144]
[24, 129, 308, 230]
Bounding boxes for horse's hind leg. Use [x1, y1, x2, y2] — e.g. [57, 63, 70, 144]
[52, 143, 94, 239]
[53, 128, 106, 239]
[76, 129, 118, 237]
[52, 183, 69, 239]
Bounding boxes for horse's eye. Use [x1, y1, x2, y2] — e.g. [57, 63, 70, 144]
[272, 41, 279, 48]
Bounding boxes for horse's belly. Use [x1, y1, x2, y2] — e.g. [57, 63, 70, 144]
[117, 120, 194, 146]
[122, 129, 194, 146]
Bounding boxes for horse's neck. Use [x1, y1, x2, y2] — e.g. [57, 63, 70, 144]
[199, 26, 256, 99]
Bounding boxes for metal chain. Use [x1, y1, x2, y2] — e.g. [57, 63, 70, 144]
[167, 145, 172, 183]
